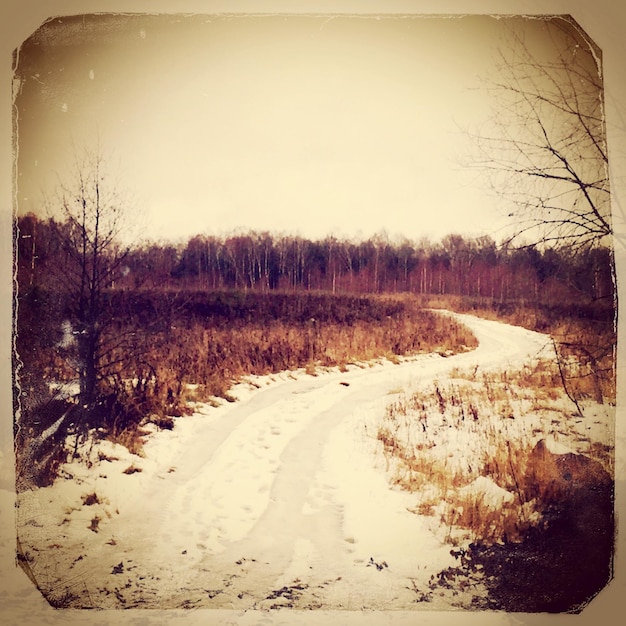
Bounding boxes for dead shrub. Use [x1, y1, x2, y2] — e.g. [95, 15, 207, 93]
[524, 439, 612, 505]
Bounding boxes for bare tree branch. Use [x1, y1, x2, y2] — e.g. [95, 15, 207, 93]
[468, 18, 612, 250]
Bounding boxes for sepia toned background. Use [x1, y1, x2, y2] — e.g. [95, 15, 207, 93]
[1, 1, 625, 625]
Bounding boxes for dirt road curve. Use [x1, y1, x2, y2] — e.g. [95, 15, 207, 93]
[9, 313, 551, 612]
[114, 313, 550, 610]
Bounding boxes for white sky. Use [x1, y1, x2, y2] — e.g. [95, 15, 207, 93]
[14, 14, 564, 244]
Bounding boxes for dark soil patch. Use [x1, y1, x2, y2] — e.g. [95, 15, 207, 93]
[440, 479, 614, 613]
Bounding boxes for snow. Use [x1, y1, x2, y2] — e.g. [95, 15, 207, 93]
[2, 312, 617, 624]
[458, 476, 515, 508]
[544, 437, 576, 455]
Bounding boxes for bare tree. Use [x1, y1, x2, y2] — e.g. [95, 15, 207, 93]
[468, 18, 617, 408]
[471, 17, 612, 250]
[45, 146, 132, 422]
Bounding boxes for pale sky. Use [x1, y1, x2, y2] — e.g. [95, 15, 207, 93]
[13, 14, 577, 244]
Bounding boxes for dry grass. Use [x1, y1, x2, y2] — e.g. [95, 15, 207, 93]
[420, 294, 616, 405]
[105, 426, 147, 458]
[377, 359, 614, 546]
[81, 492, 101, 506]
[16, 291, 478, 485]
[100, 292, 478, 422]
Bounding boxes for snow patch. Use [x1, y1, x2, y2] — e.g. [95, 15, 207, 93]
[459, 476, 515, 508]
[544, 437, 576, 455]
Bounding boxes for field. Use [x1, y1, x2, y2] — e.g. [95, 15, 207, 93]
[15, 290, 477, 488]
[10, 292, 616, 614]
[8, 12, 619, 621]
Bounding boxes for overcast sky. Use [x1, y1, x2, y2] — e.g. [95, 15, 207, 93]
[14, 14, 583, 244]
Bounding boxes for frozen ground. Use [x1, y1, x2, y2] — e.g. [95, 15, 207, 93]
[1, 313, 619, 624]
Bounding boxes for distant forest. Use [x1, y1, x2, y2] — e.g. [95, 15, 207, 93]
[15, 213, 614, 303]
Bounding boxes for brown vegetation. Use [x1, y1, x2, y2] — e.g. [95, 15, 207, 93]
[14, 290, 476, 488]
[14, 214, 615, 496]
[377, 360, 614, 547]
[420, 294, 616, 405]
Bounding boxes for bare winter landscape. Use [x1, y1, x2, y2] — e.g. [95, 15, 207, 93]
[5, 10, 620, 622]
[11, 312, 615, 612]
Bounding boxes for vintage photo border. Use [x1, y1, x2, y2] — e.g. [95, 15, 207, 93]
[1, 1, 624, 624]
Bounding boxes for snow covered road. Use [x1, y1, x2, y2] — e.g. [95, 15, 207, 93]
[9, 312, 554, 613]
[153, 313, 552, 610]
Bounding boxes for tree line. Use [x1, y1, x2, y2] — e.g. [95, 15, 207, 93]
[16, 214, 614, 304]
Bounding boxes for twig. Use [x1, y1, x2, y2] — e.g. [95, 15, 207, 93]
[552, 338, 583, 416]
